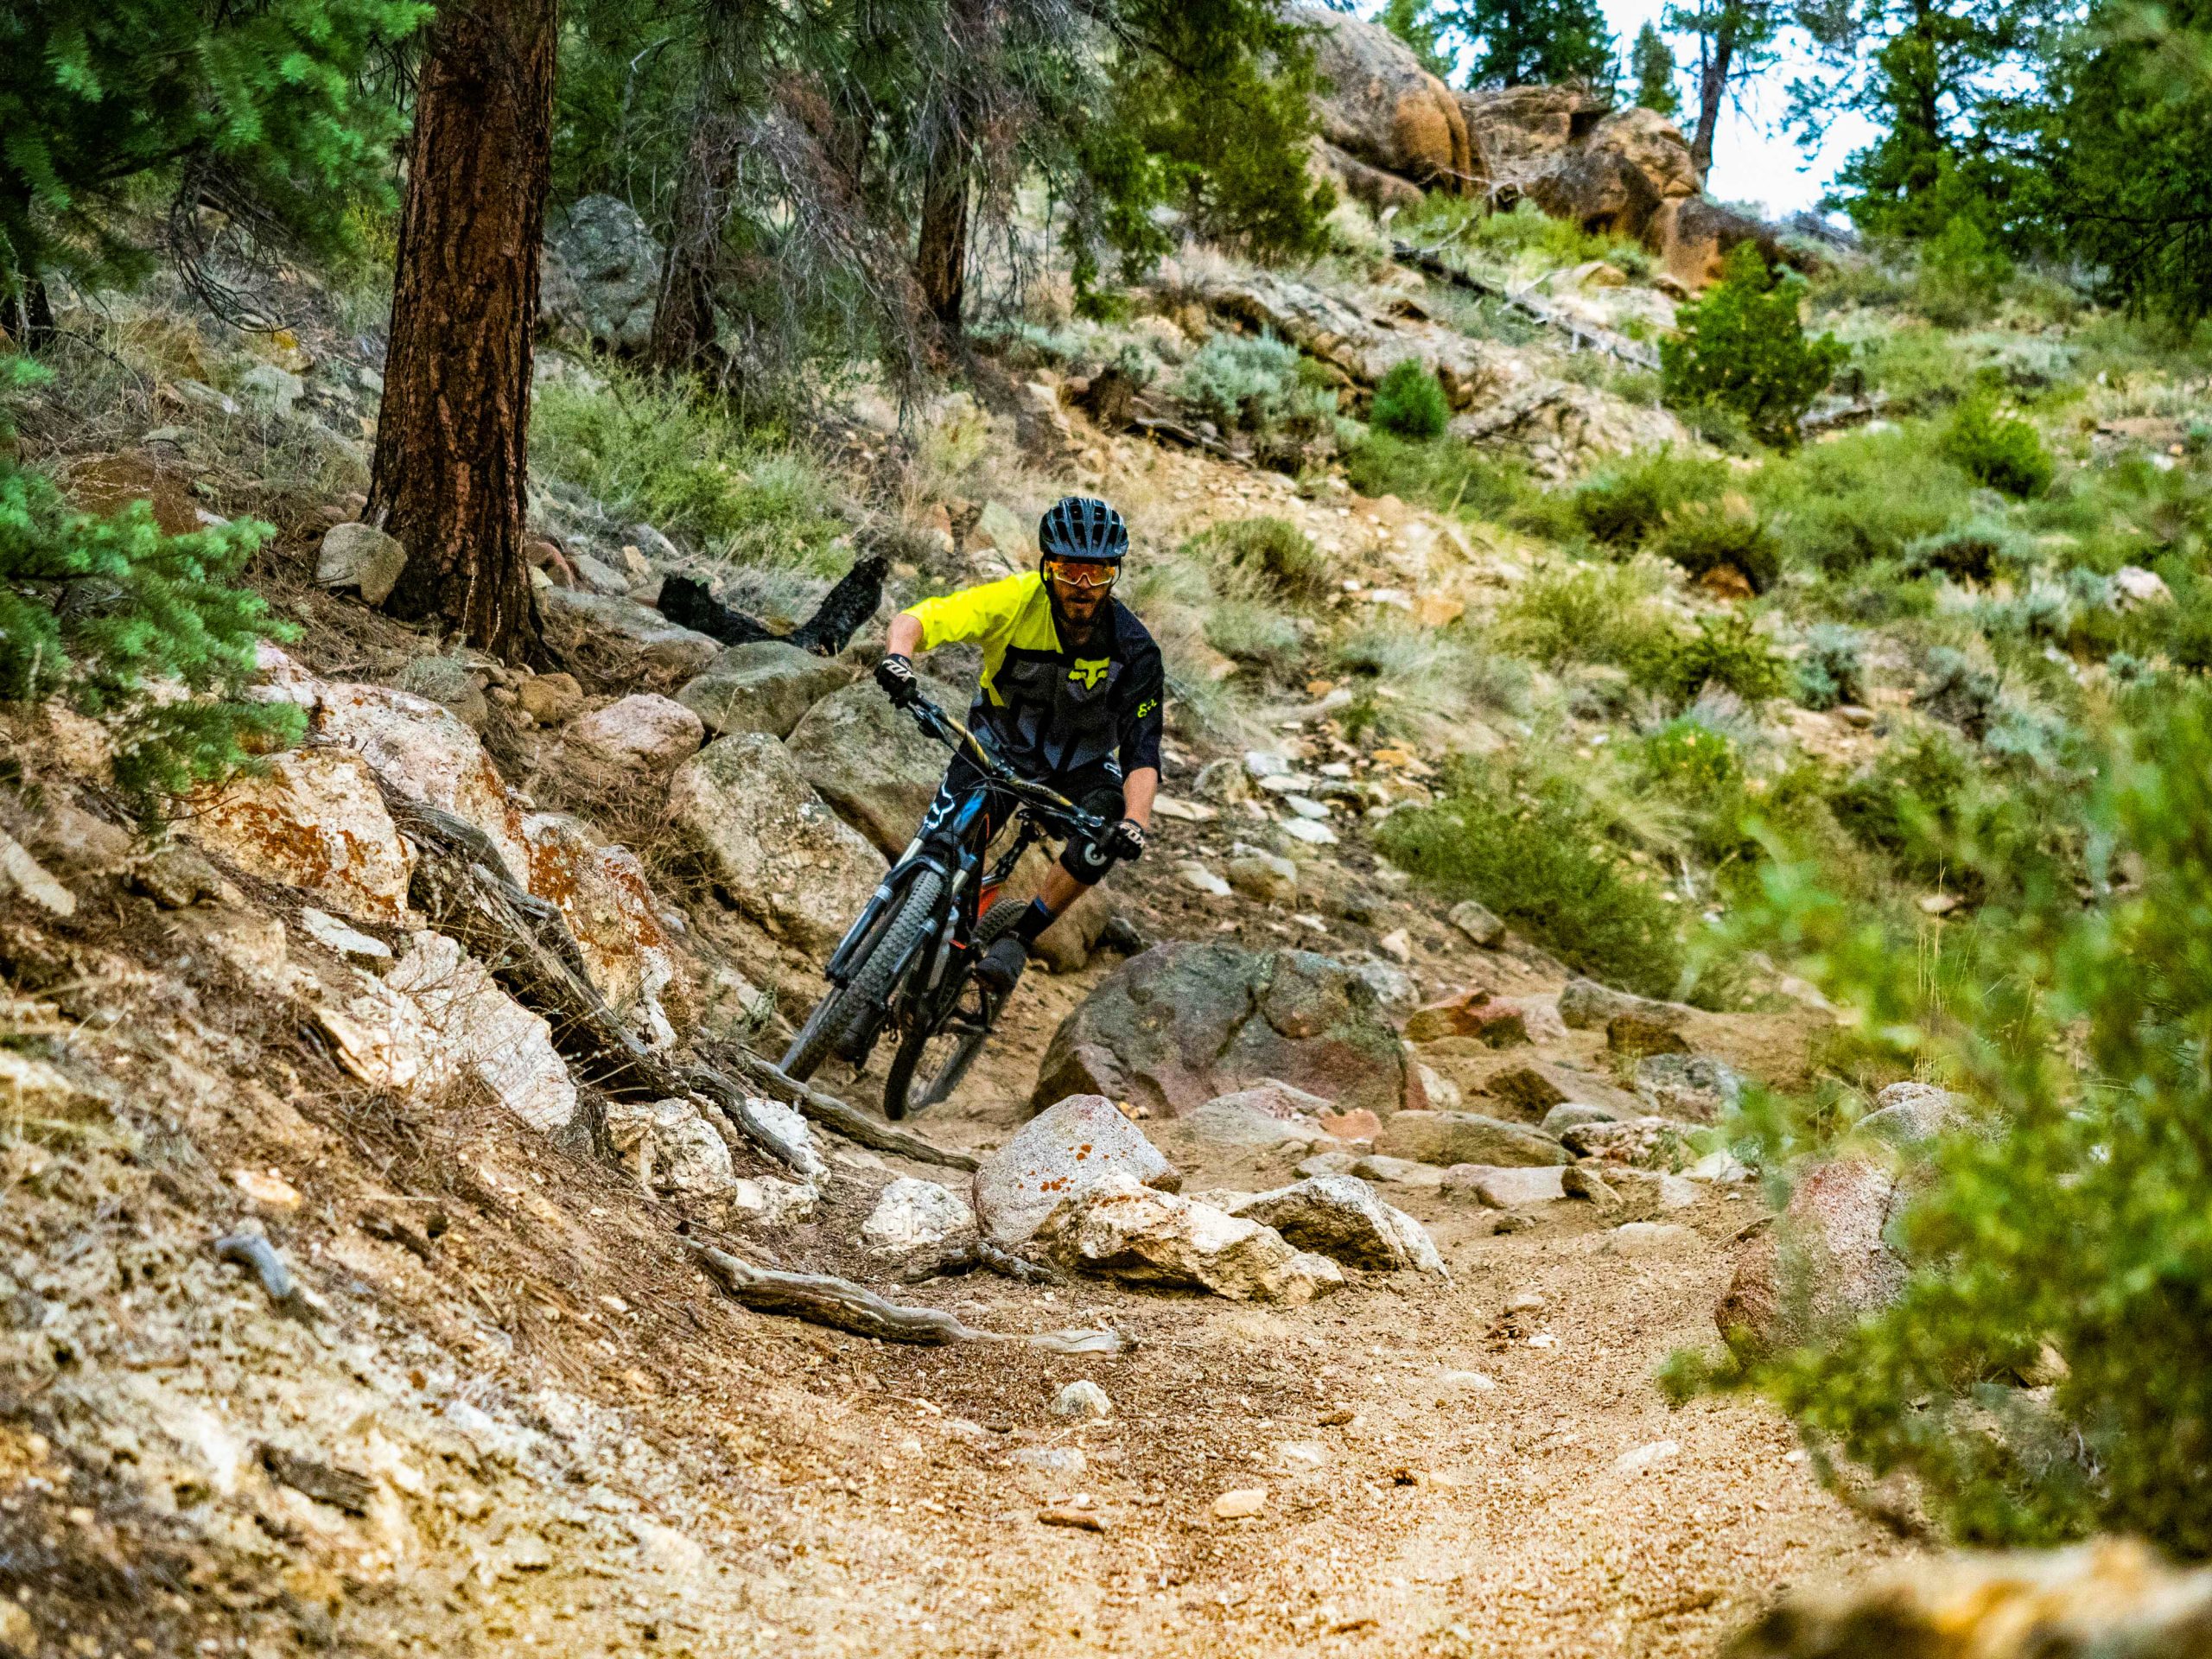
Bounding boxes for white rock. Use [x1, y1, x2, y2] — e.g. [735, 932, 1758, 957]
[1012, 1446, 1086, 1475]
[1243, 750, 1294, 780]
[973, 1093, 1181, 1247]
[1277, 817, 1339, 847]
[297, 906, 392, 965]
[1229, 1174, 1446, 1274]
[1605, 1221, 1691, 1256]
[518, 813, 685, 1047]
[1376, 927, 1413, 963]
[603, 1097, 737, 1197]
[1458, 1165, 1567, 1208]
[315, 522, 409, 607]
[861, 1178, 977, 1255]
[1178, 861, 1233, 897]
[1438, 1370, 1497, 1391]
[1281, 794, 1332, 821]
[2112, 565, 2172, 609]
[1275, 1440, 1331, 1468]
[729, 1177, 817, 1226]
[1613, 1439, 1681, 1475]
[1350, 1154, 1445, 1188]
[1033, 1170, 1344, 1305]
[1186, 1093, 1324, 1147]
[315, 681, 531, 882]
[741, 1096, 823, 1180]
[1417, 1063, 1462, 1109]
[1051, 1380, 1112, 1420]
[561, 693, 705, 776]
[1211, 1487, 1268, 1519]
[0, 829, 74, 918]
[1657, 1173, 1702, 1209]
[1684, 1150, 1750, 1184]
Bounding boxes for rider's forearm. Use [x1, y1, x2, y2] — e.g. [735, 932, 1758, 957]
[885, 612, 923, 659]
[1122, 766, 1158, 830]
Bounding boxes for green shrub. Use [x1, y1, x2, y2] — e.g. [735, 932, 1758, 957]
[1650, 499, 1781, 593]
[1751, 423, 1980, 575]
[1574, 448, 1729, 546]
[1377, 761, 1686, 995]
[1636, 613, 1789, 704]
[530, 366, 848, 569]
[1370, 359, 1451, 440]
[1672, 690, 2212, 1554]
[1202, 596, 1302, 672]
[1822, 725, 1975, 879]
[1915, 214, 2015, 327]
[1939, 389, 2053, 499]
[1494, 558, 1676, 671]
[1172, 330, 1336, 437]
[1794, 624, 1866, 710]
[1188, 517, 1330, 606]
[1640, 715, 1744, 798]
[1341, 433, 1581, 537]
[1661, 243, 1848, 448]
[1465, 200, 1613, 269]
[0, 357, 303, 800]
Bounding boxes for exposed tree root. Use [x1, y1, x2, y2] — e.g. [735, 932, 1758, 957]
[689, 1241, 1123, 1352]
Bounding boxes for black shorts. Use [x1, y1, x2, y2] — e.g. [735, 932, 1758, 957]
[919, 751, 1128, 885]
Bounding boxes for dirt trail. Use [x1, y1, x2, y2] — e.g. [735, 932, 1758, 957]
[2, 876, 1904, 1659]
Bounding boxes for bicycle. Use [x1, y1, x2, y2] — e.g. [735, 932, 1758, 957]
[777, 692, 1108, 1121]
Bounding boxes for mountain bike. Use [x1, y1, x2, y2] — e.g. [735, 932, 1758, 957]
[777, 693, 1108, 1120]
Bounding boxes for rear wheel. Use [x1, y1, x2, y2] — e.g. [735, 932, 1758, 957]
[779, 870, 944, 1084]
[880, 897, 1025, 1120]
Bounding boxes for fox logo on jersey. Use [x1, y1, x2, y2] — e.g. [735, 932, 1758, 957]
[1069, 658, 1109, 690]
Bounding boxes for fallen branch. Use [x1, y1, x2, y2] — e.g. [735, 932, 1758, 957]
[713, 1047, 980, 1173]
[1129, 412, 1248, 466]
[689, 1242, 1123, 1353]
[214, 1232, 319, 1323]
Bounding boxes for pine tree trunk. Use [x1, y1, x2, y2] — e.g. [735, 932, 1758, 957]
[1690, 28, 1734, 180]
[916, 145, 970, 340]
[366, 0, 559, 659]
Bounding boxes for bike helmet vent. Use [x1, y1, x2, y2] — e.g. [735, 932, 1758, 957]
[1038, 496, 1128, 565]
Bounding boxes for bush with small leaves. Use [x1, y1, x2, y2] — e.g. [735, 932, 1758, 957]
[1915, 214, 2015, 327]
[1634, 613, 1789, 705]
[1794, 624, 1867, 710]
[1173, 331, 1336, 438]
[1187, 517, 1330, 606]
[1670, 690, 2212, 1556]
[1940, 389, 2053, 499]
[1649, 498, 1781, 593]
[1369, 359, 1450, 440]
[1661, 244, 1847, 448]
[0, 356, 303, 802]
[1573, 448, 1729, 547]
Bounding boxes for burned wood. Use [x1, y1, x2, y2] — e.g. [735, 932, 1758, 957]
[688, 1241, 1123, 1353]
[658, 553, 887, 658]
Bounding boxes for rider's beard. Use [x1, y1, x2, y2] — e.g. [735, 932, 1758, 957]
[1050, 585, 1104, 645]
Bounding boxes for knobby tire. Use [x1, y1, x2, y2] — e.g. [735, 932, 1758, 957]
[880, 893, 1024, 1120]
[779, 870, 944, 1084]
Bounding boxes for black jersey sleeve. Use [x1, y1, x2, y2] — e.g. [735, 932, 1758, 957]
[1116, 636, 1166, 775]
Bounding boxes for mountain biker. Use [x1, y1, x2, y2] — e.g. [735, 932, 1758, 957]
[873, 495, 1163, 999]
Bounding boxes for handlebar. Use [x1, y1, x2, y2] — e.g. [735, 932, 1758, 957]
[903, 695, 1109, 842]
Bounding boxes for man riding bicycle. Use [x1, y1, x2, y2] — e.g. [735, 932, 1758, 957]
[872, 495, 1163, 1000]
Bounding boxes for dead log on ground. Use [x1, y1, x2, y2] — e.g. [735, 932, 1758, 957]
[690, 1242, 1122, 1352]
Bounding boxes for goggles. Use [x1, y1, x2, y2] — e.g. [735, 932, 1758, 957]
[1044, 558, 1119, 590]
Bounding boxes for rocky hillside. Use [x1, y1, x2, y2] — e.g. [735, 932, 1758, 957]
[4, 27, 2212, 1658]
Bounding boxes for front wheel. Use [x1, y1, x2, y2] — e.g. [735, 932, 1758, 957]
[779, 869, 944, 1084]
[880, 896, 1023, 1119]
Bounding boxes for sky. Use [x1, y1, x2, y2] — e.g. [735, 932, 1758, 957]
[1593, 0, 1883, 216]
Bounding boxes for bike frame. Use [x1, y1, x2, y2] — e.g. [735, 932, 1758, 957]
[820, 697, 1106, 1019]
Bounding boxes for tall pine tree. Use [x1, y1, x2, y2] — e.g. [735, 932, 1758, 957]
[1633, 22, 1683, 115]
[1434, 0, 1616, 87]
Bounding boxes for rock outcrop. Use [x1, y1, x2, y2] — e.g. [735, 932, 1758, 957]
[677, 642, 858, 739]
[1300, 8, 1472, 203]
[1033, 942, 1421, 1120]
[542, 194, 664, 355]
[1034, 1171, 1345, 1306]
[783, 671, 967, 857]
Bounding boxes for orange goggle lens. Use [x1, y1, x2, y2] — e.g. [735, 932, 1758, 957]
[1044, 559, 1118, 590]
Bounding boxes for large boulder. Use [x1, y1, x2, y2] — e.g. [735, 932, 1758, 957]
[1033, 1171, 1344, 1306]
[973, 1092, 1181, 1247]
[1033, 942, 1421, 1120]
[1374, 1109, 1567, 1168]
[556, 693, 704, 781]
[664, 733, 886, 956]
[1859, 1080, 1970, 1147]
[1229, 1175, 1445, 1274]
[543, 194, 664, 354]
[1299, 8, 1472, 194]
[520, 812, 690, 1046]
[1459, 85, 1611, 182]
[1716, 1156, 1907, 1357]
[783, 671, 965, 857]
[1525, 107, 1701, 246]
[186, 747, 417, 925]
[676, 642, 858, 739]
[315, 681, 531, 881]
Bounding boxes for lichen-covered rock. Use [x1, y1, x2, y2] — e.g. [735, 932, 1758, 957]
[1033, 942, 1421, 1119]
[1635, 1053, 1745, 1122]
[1230, 1174, 1444, 1274]
[665, 733, 886, 956]
[543, 194, 664, 353]
[861, 1178, 978, 1263]
[1556, 976, 1691, 1031]
[521, 812, 689, 1046]
[315, 681, 530, 881]
[973, 1093, 1181, 1247]
[315, 522, 408, 607]
[558, 693, 704, 779]
[539, 588, 722, 691]
[186, 747, 417, 925]
[1716, 1156, 1907, 1357]
[1034, 1171, 1344, 1305]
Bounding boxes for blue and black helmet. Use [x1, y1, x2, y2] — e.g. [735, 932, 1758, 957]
[1038, 495, 1129, 565]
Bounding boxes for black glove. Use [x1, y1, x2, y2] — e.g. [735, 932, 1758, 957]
[874, 653, 919, 708]
[1107, 817, 1147, 861]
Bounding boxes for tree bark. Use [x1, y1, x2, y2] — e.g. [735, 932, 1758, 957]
[1690, 28, 1734, 179]
[366, 0, 558, 660]
[649, 105, 741, 372]
[916, 143, 971, 339]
